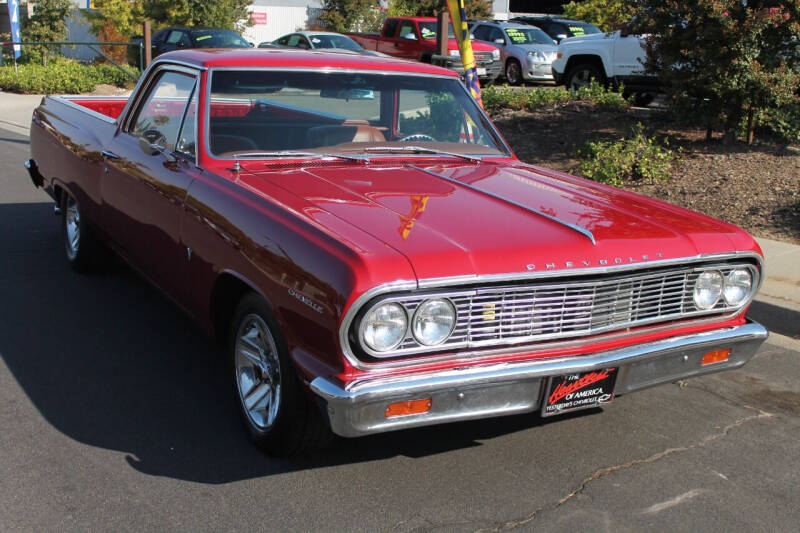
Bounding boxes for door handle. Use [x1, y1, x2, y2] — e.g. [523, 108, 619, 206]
[101, 150, 120, 160]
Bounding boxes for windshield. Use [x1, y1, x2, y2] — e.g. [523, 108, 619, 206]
[309, 34, 362, 50]
[504, 27, 555, 45]
[191, 30, 249, 48]
[566, 22, 601, 37]
[207, 70, 507, 157]
[418, 22, 456, 40]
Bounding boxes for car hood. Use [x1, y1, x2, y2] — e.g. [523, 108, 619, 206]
[514, 43, 558, 54]
[242, 161, 756, 281]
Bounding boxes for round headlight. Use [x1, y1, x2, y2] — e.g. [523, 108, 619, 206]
[362, 303, 407, 352]
[694, 270, 724, 310]
[412, 299, 456, 346]
[723, 268, 752, 306]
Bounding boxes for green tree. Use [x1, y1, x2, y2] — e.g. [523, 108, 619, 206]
[87, 0, 144, 38]
[21, 0, 72, 64]
[319, 0, 382, 33]
[145, 0, 252, 32]
[635, 1, 800, 144]
[401, 0, 492, 19]
[561, 0, 637, 32]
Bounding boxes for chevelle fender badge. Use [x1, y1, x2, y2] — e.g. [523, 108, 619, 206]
[526, 252, 664, 271]
[288, 288, 324, 313]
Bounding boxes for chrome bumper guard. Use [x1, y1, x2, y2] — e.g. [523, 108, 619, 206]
[311, 321, 768, 437]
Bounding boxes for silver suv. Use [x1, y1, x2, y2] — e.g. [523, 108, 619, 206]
[469, 21, 558, 85]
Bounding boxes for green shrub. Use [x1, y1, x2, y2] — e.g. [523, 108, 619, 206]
[0, 59, 138, 94]
[578, 124, 677, 186]
[482, 82, 629, 113]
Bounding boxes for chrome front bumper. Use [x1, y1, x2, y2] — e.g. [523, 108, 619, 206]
[311, 321, 768, 437]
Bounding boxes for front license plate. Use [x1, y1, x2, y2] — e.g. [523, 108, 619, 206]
[477, 67, 487, 76]
[542, 368, 618, 417]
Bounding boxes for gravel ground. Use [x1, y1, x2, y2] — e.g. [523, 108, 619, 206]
[491, 104, 800, 244]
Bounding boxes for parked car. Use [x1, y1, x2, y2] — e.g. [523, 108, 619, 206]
[347, 16, 502, 83]
[469, 21, 557, 85]
[150, 27, 252, 57]
[26, 49, 767, 456]
[510, 15, 602, 43]
[551, 29, 658, 104]
[261, 31, 387, 57]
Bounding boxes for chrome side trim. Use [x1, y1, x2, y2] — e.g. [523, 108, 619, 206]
[408, 164, 596, 245]
[315, 321, 768, 436]
[337, 251, 764, 371]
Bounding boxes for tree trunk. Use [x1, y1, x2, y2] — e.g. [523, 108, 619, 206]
[706, 127, 713, 142]
[746, 107, 756, 145]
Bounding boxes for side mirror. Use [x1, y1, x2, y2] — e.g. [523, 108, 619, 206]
[555, 34, 568, 42]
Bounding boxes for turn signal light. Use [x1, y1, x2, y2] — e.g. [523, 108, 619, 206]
[385, 399, 432, 418]
[701, 348, 731, 365]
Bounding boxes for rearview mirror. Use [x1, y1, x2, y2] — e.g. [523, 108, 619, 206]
[320, 87, 375, 100]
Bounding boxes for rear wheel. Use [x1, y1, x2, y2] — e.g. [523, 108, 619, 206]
[505, 58, 522, 86]
[61, 191, 101, 273]
[230, 293, 332, 456]
[566, 62, 606, 91]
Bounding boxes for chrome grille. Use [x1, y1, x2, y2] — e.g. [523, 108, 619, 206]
[361, 262, 758, 358]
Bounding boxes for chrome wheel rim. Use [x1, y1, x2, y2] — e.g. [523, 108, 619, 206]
[235, 314, 282, 431]
[65, 195, 80, 259]
[569, 69, 593, 91]
[506, 61, 521, 84]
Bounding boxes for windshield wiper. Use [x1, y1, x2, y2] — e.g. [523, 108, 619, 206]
[229, 151, 367, 162]
[361, 146, 482, 162]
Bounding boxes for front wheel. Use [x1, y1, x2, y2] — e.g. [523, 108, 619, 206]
[230, 293, 332, 456]
[505, 58, 522, 86]
[565, 63, 606, 91]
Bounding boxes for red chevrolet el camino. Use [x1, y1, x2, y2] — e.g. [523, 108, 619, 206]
[26, 49, 767, 455]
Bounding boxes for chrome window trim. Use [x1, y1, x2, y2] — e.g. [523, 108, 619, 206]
[203, 66, 513, 162]
[338, 251, 764, 371]
[121, 63, 202, 132]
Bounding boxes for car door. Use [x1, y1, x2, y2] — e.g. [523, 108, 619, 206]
[613, 31, 647, 76]
[395, 20, 420, 60]
[377, 19, 400, 55]
[100, 66, 202, 298]
[161, 30, 189, 54]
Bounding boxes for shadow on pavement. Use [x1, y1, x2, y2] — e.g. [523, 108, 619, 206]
[0, 202, 594, 483]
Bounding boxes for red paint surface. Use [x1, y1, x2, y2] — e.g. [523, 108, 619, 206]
[31, 50, 763, 391]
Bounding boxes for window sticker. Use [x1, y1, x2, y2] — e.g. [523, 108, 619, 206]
[420, 27, 436, 39]
[568, 26, 586, 36]
[195, 35, 213, 41]
[505, 28, 527, 43]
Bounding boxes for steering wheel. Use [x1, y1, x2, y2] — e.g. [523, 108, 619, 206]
[141, 129, 168, 148]
[399, 133, 436, 142]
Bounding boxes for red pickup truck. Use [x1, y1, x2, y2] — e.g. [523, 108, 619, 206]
[26, 49, 767, 456]
[348, 16, 502, 82]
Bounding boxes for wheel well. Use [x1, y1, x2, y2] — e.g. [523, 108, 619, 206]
[210, 273, 255, 343]
[52, 183, 64, 206]
[564, 55, 606, 78]
[506, 57, 520, 67]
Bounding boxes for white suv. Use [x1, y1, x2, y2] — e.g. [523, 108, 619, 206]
[551, 29, 659, 102]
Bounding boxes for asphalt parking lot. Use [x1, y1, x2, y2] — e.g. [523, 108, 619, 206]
[2, 126, 799, 531]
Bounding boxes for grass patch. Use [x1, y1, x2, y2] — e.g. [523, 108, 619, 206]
[483, 82, 629, 113]
[0, 59, 138, 94]
[578, 124, 678, 186]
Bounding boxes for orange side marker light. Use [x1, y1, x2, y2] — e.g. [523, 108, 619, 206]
[701, 348, 731, 366]
[385, 399, 432, 418]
